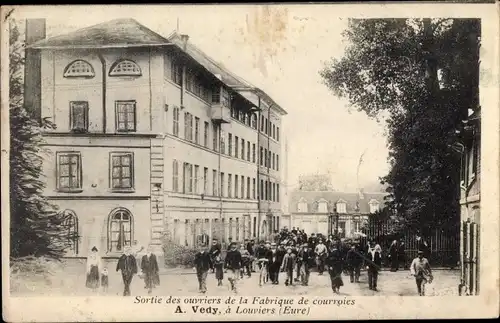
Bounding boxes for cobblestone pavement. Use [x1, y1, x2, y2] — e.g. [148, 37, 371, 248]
[12, 267, 459, 297]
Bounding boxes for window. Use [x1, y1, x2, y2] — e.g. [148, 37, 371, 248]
[57, 152, 82, 191]
[231, 106, 237, 119]
[213, 170, 218, 196]
[252, 178, 256, 199]
[238, 110, 244, 122]
[272, 183, 276, 202]
[212, 124, 219, 151]
[251, 114, 257, 129]
[221, 87, 230, 107]
[184, 112, 193, 141]
[247, 142, 251, 161]
[241, 138, 245, 159]
[260, 147, 263, 166]
[109, 59, 141, 77]
[369, 200, 380, 214]
[228, 174, 232, 198]
[236, 218, 240, 241]
[173, 107, 180, 137]
[247, 177, 250, 199]
[203, 122, 209, 147]
[203, 168, 208, 194]
[241, 175, 245, 199]
[194, 165, 199, 194]
[69, 101, 89, 132]
[272, 153, 275, 170]
[273, 124, 276, 139]
[268, 151, 271, 168]
[186, 70, 194, 92]
[277, 155, 280, 171]
[277, 126, 280, 141]
[183, 163, 193, 193]
[252, 144, 256, 163]
[336, 201, 347, 214]
[318, 200, 328, 213]
[277, 184, 280, 202]
[172, 160, 179, 192]
[108, 208, 133, 252]
[265, 118, 268, 135]
[220, 130, 226, 154]
[260, 179, 263, 199]
[61, 210, 79, 254]
[298, 199, 308, 212]
[253, 217, 257, 237]
[228, 133, 233, 156]
[235, 175, 239, 198]
[115, 101, 136, 132]
[260, 115, 264, 131]
[265, 180, 268, 200]
[220, 172, 225, 197]
[110, 153, 134, 190]
[264, 149, 268, 167]
[245, 113, 249, 126]
[194, 117, 200, 144]
[63, 60, 95, 78]
[171, 59, 182, 85]
[235, 136, 239, 158]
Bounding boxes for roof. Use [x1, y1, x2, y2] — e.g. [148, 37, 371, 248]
[29, 18, 286, 115]
[29, 18, 171, 49]
[168, 32, 287, 115]
[289, 190, 388, 214]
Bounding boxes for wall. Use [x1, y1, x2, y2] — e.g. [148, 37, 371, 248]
[40, 48, 164, 134]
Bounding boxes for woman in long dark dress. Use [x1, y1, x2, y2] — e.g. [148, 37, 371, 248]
[326, 244, 344, 294]
[389, 240, 399, 271]
[86, 246, 102, 292]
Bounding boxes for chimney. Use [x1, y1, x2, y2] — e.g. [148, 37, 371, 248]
[24, 19, 46, 124]
[358, 188, 364, 200]
[180, 34, 189, 50]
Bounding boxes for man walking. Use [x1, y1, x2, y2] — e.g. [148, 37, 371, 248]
[194, 246, 212, 294]
[116, 246, 138, 296]
[141, 245, 160, 294]
[326, 242, 344, 294]
[346, 244, 363, 283]
[365, 242, 382, 291]
[280, 247, 297, 286]
[315, 238, 328, 275]
[298, 243, 314, 286]
[209, 238, 221, 273]
[410, 250, 433, 296]
[224, 242, 242, 293]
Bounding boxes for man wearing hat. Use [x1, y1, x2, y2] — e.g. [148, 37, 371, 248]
[224, 242, 242, 293]
[116, 246, 138, 296]
[297, 243, 314, 286]
[280, 246, 297, 286]
[194, 245, 212, 294]
[268, 242, 283, 285]
[410, 250, 433, 296]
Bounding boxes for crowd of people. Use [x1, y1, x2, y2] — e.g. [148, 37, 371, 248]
[194, 227, 433, 296]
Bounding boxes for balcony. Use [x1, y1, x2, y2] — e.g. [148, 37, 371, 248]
[210, 103, 231, 123]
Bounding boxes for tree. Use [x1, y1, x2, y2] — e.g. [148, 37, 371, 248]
[298, 173, 333, 191]
[320, 19, 480, 234]
[9, 19, 75, 260]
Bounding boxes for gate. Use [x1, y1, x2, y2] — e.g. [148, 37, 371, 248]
[363, 220, 460, 268]
[460, 220, 479, 295]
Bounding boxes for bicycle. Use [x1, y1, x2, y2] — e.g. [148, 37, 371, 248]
[257, 258, 269, 287]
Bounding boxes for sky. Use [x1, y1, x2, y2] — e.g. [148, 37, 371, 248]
[13, 5, 390, 193]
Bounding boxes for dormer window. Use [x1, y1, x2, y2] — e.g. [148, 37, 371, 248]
[298, 198, 308, 212]
[63, 60, 95, 78]
[336, 200, 347, 213]
[369, 199, 380, 214]
[318, 199, 328, 213]
[109, 59, 142, 77]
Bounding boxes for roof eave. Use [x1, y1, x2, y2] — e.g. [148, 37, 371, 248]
[234, 87, 288, 115]
[28, 43, 174, 50]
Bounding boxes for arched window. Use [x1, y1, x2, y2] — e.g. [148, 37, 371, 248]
[61, 209, 79, 254]
[109, 59, 142, 77]
[63, 60, 95, 78]
[108, 208, 133, 252]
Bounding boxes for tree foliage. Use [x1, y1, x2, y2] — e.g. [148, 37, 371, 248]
[320, 19, 480, 235]
[298, 173, 333, 191]
[9, 19, 75, 260]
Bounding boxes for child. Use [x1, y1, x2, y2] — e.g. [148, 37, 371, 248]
[214, 255, 224, 286]
[101, 268, 109, 293]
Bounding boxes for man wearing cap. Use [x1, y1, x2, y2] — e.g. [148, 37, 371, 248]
[194, 245, 212, 294]
[410, 250, 433, 296]
[225, 242, 243, 293]
[298, 243, 314, 286]
[280, 246, 297, 286]
[209, 238, 221, 273]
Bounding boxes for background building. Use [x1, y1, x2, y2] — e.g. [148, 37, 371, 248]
[288, 189, 386, 238]
[25, 18, 286, 257]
